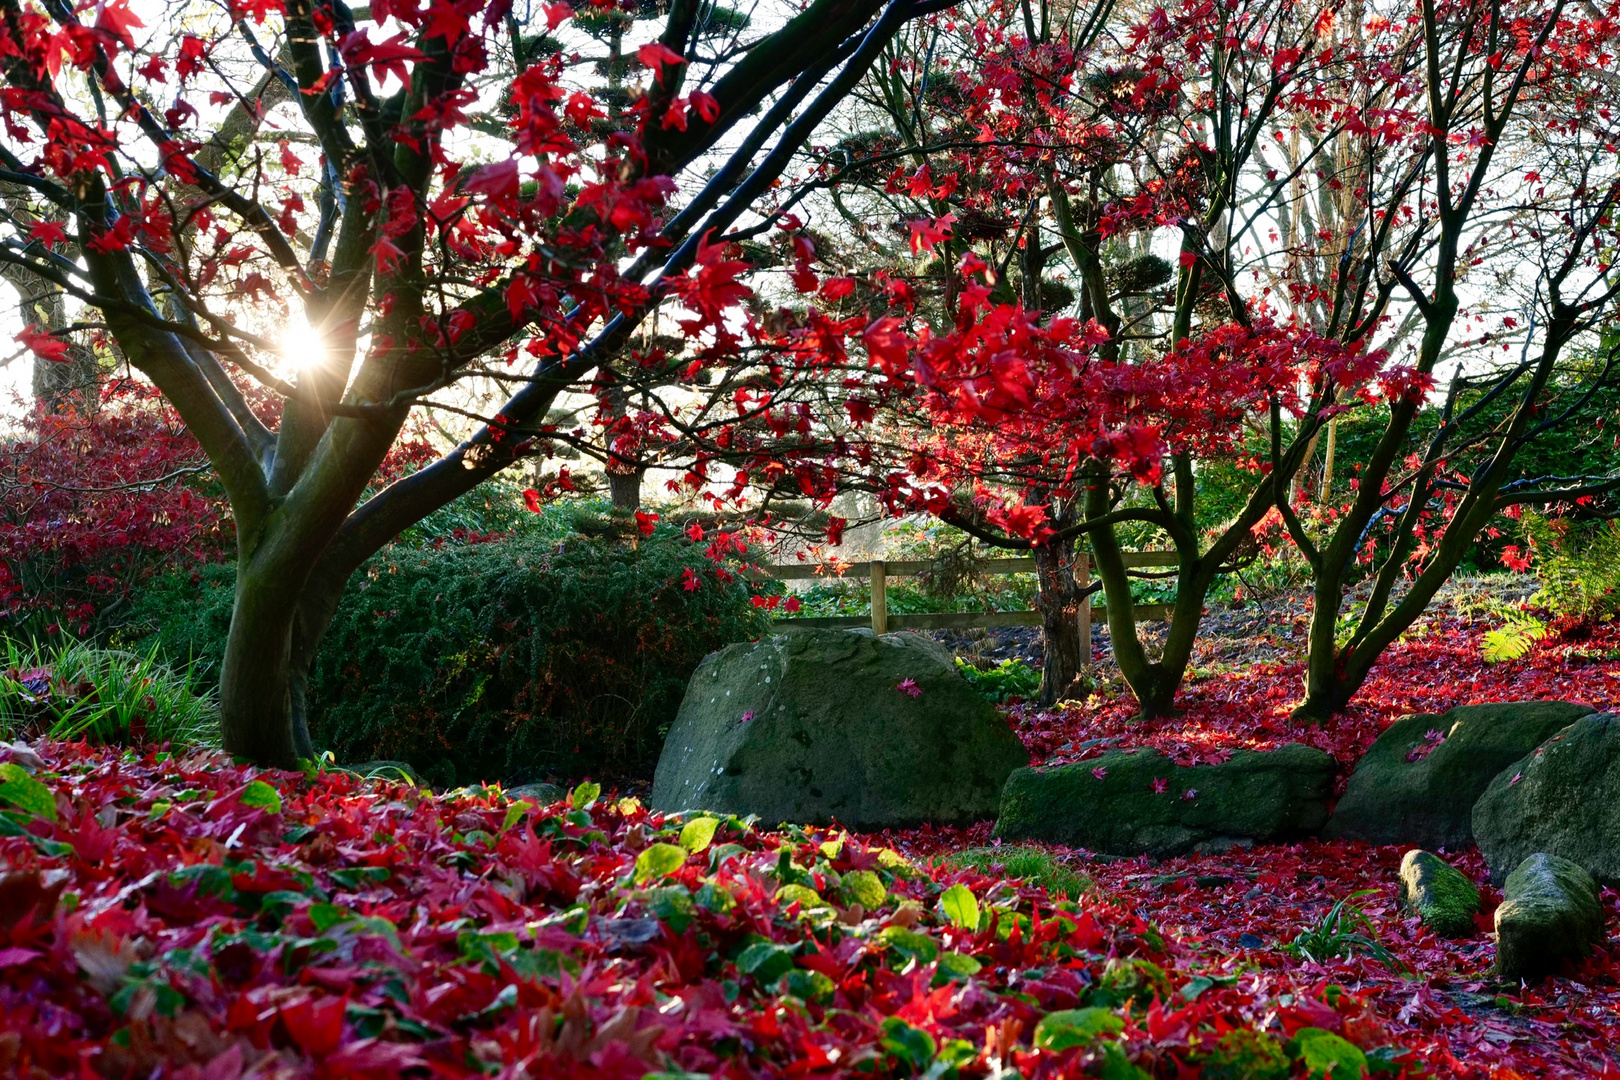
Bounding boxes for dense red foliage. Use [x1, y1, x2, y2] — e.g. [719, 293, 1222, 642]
[0, 742, 1421, 1079]
[0, 386, 229, 633]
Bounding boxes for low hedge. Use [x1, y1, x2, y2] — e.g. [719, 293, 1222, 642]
[126, 518, 771, 786]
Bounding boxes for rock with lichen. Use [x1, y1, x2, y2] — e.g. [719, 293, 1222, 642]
[1397, 849, 1481, 937]
[1494, 852, 1604, 981]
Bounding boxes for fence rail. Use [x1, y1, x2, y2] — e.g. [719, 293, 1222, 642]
[759, 551, 1177, 646]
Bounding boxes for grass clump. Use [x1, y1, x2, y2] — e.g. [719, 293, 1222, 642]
[0, 638, 217, 748]
[1287, 890, 1407, 971]
[939, 845, 1088, 898]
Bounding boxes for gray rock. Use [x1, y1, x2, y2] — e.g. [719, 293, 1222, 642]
[1324, 701, 1593, 848]
[1474, 713, 1620, 885]
[507, 782, 565, 805]
[991, 744, 1336, 856]
[650, 629, 1028, 829]
[1398, 850, 1481, 937]
[1494, 853, 1604, 981]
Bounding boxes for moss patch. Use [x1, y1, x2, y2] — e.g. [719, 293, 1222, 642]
[1397, 850, 1481, 937]
[938, 844, 1089, 898]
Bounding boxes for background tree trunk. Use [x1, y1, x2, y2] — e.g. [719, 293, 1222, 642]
[1033, 540, 1086, 705]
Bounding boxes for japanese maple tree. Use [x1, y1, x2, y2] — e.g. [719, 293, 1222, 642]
[0, 0, 954, 765]
[796, 0, 1620, 718]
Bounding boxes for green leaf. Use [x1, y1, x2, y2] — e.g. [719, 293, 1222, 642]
[937, 1038, 979, 1068]
[708, 842, 747, 869]
[878, 926, 938, 967]
[775, 883, 825, 910]
[695, 881, 735, 913]
[1178, 974, 1236, 1001]
[0, 764, 55, 822]
[500, 803, 528, 833]
[634, 843, 687, 884]
[308, 903, 355, 931]
[936, 951, 982, 982]
[1290, 1028, 1368, 1080]
[569, 781, 600, 810]
[678, 815, 719, 854]
[842, 869, 886, 909]
[938, 883, 980, 930]
[879, 1017, 937, 1071]
[735, 941, 796, 983]
[329, 866, 391, 890]
[648, 886, 696, 934]
[1099, 1042, 1151, 1080]
[1033, 1007, 1127, 1051]
[785, 968, 836, 1004]
[239, 780, 282, 814]
[1481, 619, 1546, 664]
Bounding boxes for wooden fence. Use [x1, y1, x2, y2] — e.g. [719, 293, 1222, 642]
[759, 551, 1178, 641]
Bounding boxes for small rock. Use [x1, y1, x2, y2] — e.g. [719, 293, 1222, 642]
[1237, 932, 1265, 949]
[1398, 850, 1481, 937]
[1495, 853, 1604, 981]
[507, 782, 565, 805]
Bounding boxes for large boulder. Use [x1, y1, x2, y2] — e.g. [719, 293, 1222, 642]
[1323, 701, 1594, 849]
[1474, 713, 1620, 885]
[1494, 853, 1604, 981]
[650, 629, 1028, 829]
[991, 744, 1336, 856]
[1397, 850, 1481, 938]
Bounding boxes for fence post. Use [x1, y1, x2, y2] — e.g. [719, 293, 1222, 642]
[1076, 551, 1092, 667]
[870, 560, 888, 634]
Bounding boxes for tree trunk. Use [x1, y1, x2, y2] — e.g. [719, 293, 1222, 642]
[1293, 566, 1349, 721]
[609, 468, 642, 512]
[1033, 542, 1085, 705]
[218, 570, 304, 767]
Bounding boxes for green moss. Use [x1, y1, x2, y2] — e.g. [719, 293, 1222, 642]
[1398, 851, 1482, 937]
[993, 745, 1335, 856]
[937, 845, 1088, 899]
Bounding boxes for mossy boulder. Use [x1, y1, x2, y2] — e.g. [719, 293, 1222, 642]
[1324, 701, 1594, 849]
[992, 744, 1336, 856]
[1397, 850, 1481, 937]
[650, 629, 1028, 828]
[1494, 852, 1604, 981]
[1474, 713, 1620, 886]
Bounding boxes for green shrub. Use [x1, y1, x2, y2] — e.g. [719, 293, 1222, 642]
[0, 639, 217, 748]
[1524, 513, 1620, 621]
[938, 845, 1087, 898]
[954, 657, 1042, 704]
[125, 511, 771, 786]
